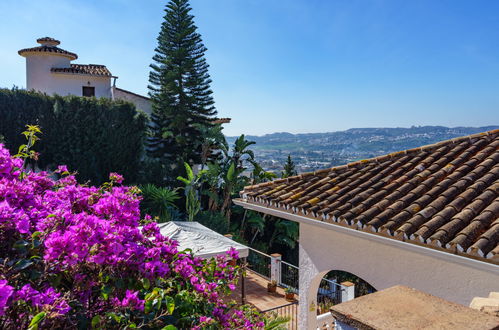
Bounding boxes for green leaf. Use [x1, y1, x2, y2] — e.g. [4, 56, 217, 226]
[91, 315, 101, 329]
[14, 259, 34, 270]
[101, 285, 112, 300]
[106, 312, 121, 323]
[184, 162, 194, 181]
[165, 296, 175, 315]
[28, 312, 46, 330]
[142, 277, 150, 289]
[226, 162, 235, 181]
[144, 300, 153, 314]
[177, 176, 190, 185]
[161, 326, 177, 330]
[13, 239, 30, 250]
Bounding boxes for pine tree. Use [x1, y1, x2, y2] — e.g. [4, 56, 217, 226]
[148, 0, 216, 182]
[282, 154, 297, 178]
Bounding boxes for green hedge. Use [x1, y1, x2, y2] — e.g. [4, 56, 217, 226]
[0, 88, 148, 184]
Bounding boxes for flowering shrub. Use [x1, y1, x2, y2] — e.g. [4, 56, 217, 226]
[0, 140, 264, 329]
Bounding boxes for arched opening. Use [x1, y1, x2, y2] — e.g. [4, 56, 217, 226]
[316, 270, 377, 314]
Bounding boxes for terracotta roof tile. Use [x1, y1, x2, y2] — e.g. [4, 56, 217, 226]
[18, 45, 78, 60]
[239, 129, 499, 264]
[51, 64, 112, 77]
[36, 37, 60, 44]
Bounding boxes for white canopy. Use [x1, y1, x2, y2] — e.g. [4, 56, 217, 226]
[157, 221, 249, 259]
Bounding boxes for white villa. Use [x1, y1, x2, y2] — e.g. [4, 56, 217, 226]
[18, 37, 152, 115]
[236, 129, 499, 329]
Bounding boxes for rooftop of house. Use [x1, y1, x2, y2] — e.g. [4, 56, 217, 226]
[330, 285, 499, 330]
[18, 37, 78, 60]
[212, 117, 232, 124]
[18, 37, 115, 78]
[239, 129, 499, 264]
[51, 64, 113, 77]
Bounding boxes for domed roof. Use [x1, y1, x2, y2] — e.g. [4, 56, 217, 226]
[18, 37, 77, 60]
[36, 37, 60, 46]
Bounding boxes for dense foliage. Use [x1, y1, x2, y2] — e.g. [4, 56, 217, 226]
[0, 88, 147, 184]
[148, 0, 217, 183]
[0, 141, 264, 329]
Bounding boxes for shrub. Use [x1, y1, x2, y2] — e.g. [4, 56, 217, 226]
[0, 143, 264, 329]
[0, 88, 147, 184]
[195, 210, 229, 234]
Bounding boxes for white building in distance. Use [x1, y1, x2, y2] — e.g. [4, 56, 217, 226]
[18, 37, 152, 115]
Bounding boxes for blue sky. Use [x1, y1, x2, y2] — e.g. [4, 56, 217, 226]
[1, 0, 498, 136]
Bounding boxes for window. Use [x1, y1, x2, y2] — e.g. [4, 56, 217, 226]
[82, 86, 95, 97]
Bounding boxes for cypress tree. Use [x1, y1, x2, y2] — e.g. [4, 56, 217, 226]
[282, 154, 297, 178]
[148, 0, 216, 182]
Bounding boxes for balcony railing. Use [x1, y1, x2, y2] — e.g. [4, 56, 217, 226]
[262, 301, 299, 330]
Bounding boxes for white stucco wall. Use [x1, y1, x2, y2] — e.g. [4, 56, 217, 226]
[233, 200, 499, 330]
[25, 54, 111, 98]
[112, 87, 152, 115]
[298, 221, 499, 329]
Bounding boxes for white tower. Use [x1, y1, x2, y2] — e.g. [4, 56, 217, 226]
[18, 37, 78, 94]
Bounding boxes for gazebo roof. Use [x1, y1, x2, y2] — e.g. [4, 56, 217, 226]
[157, 221, 249, 259]
[237, 129, 499, 264]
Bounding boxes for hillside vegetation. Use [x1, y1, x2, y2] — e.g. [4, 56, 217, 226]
[227, 126, 499, 173]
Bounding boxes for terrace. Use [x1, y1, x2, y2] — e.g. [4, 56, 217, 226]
[225, 247, 357, 329]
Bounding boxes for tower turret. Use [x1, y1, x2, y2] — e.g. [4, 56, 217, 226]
[18, 37, 77, 92]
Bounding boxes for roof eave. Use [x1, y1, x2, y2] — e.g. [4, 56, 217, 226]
[233, 198, 499, 269]
[50, 71, 113, 78]
[18, 50, 77, 60]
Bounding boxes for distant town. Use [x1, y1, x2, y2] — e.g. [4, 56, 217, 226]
[227, 125, 499, 174]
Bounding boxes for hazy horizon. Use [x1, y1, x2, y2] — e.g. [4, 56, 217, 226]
[224, 124, 499, 138]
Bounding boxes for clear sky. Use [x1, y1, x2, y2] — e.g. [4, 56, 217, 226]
[1, 0, 498, 136]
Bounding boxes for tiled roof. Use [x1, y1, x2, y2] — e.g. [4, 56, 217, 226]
[240, 129, 499, 264]
[51, 64, 112, 77]
[36, 37, 60, 45]
[18, 45, 78, 60]
[212, 117, 232, 124]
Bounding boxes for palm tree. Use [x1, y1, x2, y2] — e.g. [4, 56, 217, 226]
[201, 162, 223, 211]
[269, 219, 299, 250]
[139, 184, 180, 222]
[197, 123, 228, 166]
[177, 163, 207, 221]
[224, 134, 255, 171]
[250, 160, 277, 184]
[220, 162, 245, 223]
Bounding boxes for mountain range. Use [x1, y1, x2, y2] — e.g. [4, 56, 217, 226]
[226, 125, 499, 173]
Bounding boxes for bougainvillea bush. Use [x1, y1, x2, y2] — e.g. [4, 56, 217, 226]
[0, 140, 264, 329]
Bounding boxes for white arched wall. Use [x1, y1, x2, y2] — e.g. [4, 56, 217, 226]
[232, 200, 499, 330]
[298, 221, 499, 329]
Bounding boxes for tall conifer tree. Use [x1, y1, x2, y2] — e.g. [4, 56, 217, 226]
[148, 0, 216, 181]
[282, 154, 297, 178]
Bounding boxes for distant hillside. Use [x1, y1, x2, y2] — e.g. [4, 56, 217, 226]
[226, 126, 499, 173]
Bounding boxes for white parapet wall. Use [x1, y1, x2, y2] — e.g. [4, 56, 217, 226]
[112, 87, 152, 115]
[298, 221, 499, 329]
